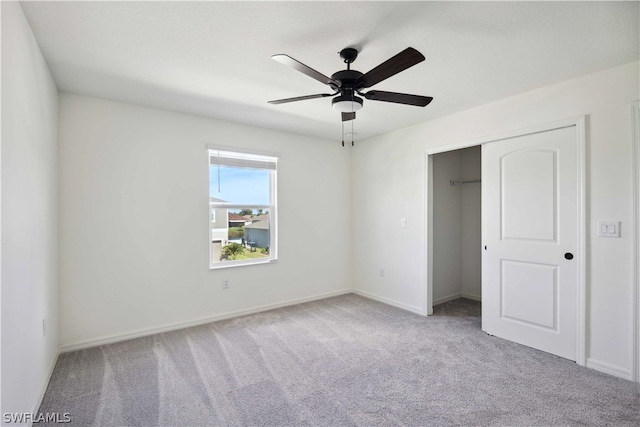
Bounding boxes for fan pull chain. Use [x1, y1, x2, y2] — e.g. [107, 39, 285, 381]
[350, 92, 355, 147]
[341, 121, 345, 147]
[351, 119, 354, 146]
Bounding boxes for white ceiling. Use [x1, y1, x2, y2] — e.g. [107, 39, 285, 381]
[20, 1, 639, 142]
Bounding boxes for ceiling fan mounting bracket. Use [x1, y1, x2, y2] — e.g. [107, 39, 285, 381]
[339, 48, 359, 65]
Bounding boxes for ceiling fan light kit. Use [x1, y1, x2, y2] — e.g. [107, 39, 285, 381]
[269, 46, 433, 145]
[332, 95, 363, 112]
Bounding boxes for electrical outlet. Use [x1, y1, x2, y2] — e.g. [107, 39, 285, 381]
[380, 268, 385, 277]
[222, 279, 230, 290]
[42, 318, 46, 336]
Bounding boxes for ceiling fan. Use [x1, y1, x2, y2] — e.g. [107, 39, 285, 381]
[268, 47, 433, 124]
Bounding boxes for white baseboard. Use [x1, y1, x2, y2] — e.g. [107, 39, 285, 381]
[433, 293, 461, 305]
[352, 289, 426, 316]
[433, 292, 482, 306]
[461, 293, 482, 302]
[59, 289, 352, 352]
[31, 350, 60, 424]
[586, 358, 633, 381]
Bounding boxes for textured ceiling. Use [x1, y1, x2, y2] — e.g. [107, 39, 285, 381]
[20, 1, 640, 142]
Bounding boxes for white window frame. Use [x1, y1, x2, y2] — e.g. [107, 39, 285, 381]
[208, 147, 278, 269]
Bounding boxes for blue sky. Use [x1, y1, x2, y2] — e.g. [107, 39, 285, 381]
[209, 165, 270, 205]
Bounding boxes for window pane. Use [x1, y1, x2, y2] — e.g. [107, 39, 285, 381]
[210, 209, 271, 264]
[209, 165, 270, 205]
[209, 150, 276, 268]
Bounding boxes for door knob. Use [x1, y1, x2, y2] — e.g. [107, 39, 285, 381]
[564, 252, 574, 260]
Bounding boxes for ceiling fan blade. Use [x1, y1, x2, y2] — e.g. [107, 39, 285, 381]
[342, 112, 356, 122]
[355, 47, 425, 89]
[362, 90, 433, 107]
[272, 54, 340, 87]
[268, 93, 334, 105]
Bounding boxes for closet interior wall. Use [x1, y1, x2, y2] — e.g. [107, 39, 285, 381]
[432, 146, 482, 305]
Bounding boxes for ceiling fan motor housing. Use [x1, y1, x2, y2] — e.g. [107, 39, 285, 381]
[329, 70, 365, 91]
[330, 69, 366, 112]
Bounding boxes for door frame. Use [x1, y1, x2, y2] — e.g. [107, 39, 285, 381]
[631, 101, 640, 382]
[425, 116, 586, 365]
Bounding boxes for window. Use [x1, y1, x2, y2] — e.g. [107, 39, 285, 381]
[209, 148, 277, 268]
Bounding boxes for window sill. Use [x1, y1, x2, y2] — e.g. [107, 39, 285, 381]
[209, 257, 277, 270]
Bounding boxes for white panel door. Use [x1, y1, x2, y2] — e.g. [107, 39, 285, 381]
[482, 126, 578, 361]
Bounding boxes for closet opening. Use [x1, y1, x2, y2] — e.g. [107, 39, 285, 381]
[426, 145, 482, 318]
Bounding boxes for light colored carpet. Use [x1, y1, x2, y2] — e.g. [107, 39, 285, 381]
[38, 294, 639, 426]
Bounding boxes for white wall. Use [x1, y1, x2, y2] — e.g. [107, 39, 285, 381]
[58, 94, 352, 349]
[1, 1, 59, 418]
[431, 147, 481, 305]
[353, 61, 639, 379]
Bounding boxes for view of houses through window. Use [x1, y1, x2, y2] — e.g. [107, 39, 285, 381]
[209, 149, 277, 267]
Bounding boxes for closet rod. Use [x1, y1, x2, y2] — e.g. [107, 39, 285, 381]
[449, 179, 481, 186]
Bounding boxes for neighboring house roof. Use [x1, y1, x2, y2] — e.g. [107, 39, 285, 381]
[228, 213, 249, 223]
[245, 215, 269, 230]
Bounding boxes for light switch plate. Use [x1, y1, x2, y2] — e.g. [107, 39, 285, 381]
[597, 221, 620, 237]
